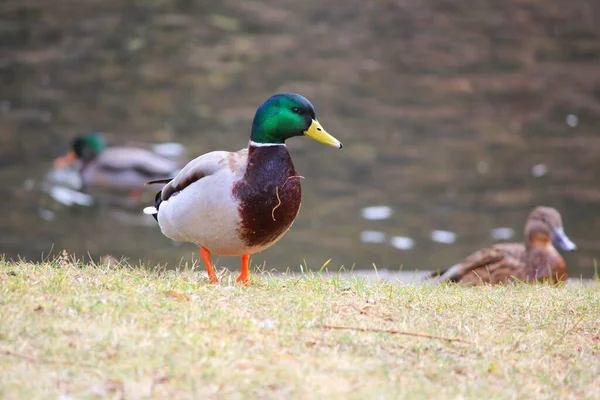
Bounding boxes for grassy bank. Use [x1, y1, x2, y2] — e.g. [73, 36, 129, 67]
[1, 260, 599, 399]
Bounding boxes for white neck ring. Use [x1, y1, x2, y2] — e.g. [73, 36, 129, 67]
[249, 140, 286, 147]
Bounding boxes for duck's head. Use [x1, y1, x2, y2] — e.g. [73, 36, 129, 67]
[525, 206, 576, 251]
[54, 132, 106, 168]
[250, 93, 342, 149]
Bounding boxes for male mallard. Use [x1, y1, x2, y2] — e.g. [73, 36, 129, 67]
[145, 93, 342, 285]
[54, 132, 182, 198]
[429, 206, 576, 285]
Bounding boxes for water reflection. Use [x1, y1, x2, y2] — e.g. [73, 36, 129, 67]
[566, 114, 578, 128]
[390, 236, 415, 251]
[1, 0, 599, 277]
[46, 166, 84, 191]
[45, 185, 93, 207]
[531, 164, 548, 178]
[360, 230, 386, 244]
[360, 206, 393, 221]
[360, 225, 521, 251]
[38, 208, 56, 222]
[430, 230, 457, 245]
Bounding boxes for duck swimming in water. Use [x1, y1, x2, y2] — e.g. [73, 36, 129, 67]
[429, 206, 576, 285]
[145, 93, 342, 285]
[54, 132, 182, 199]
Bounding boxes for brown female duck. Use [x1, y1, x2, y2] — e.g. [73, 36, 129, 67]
[430, 206, 576, 285]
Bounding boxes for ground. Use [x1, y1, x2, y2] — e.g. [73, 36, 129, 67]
[1, 260, 599, 399]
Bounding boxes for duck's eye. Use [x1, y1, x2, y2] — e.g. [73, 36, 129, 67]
[291, 107, 301, 114]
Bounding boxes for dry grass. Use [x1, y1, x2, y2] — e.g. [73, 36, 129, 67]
[1, 259, 599, 399]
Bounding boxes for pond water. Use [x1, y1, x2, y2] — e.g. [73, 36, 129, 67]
[1, 0, 599, 277]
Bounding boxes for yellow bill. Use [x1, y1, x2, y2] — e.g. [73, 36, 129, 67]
[304, 119, 342, 149]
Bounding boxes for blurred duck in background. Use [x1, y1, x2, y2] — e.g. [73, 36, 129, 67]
[429, 206, 576, 285]
[53, 132, 184, 201]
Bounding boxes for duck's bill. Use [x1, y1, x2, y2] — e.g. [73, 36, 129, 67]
[552, 227, 577, 251]
[304, 120, 342, 149]
[54, 150, 77, 168]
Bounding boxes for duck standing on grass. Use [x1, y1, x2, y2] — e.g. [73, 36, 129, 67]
[144, 93, 343, 285]
[54, 132, 183, 200]
[429, 206, 576, 285]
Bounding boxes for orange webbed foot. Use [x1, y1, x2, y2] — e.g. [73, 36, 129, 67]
[200, 247, 219, 284]
[236, 254, 250, 286]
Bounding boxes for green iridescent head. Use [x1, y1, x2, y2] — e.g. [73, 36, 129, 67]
[55, 132, 106, 167]
[250, 93, 342, 148]
[72, 132, 106, 161]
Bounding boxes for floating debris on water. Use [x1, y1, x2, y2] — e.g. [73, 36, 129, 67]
[361, 205, 392, 220]
[152, 142, 185, 158]
[38, 208, 56, 221]
[566, 114, 578, 128]
[531, 163, 547, 178]
[390, 236, 415, 250]
[430, 230, 457, 244]
[490, 227, 515, 240]
[360, 230, 386, 244]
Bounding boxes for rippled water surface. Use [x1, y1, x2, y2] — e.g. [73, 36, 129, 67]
[1, 0, 600, 277]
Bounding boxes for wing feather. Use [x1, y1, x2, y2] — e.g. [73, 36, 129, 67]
[99, 147, 180, 176]
[160, 149, 248, 201]
[436, 243, 526, 284]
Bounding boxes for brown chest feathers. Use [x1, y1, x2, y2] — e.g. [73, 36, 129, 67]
[232, 145, 302, 248]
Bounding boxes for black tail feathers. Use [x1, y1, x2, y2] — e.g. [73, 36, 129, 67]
[152, 190, 162, 221]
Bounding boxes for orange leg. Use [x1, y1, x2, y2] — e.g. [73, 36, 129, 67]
[200, 247, 218, 284]
[236, 254, 250, 286]
[128, 187, 145, 201]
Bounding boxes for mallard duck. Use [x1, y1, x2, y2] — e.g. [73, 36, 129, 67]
[144, 93, 342, 285]
[54, 132, 182, 198]
[429, 206, 576, 285]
